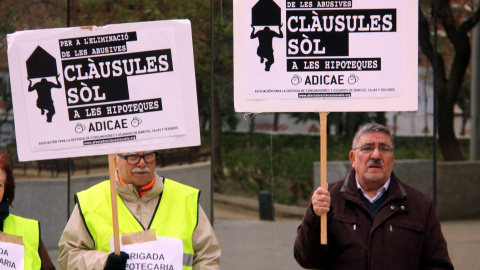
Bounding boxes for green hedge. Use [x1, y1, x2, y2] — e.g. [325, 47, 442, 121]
[219, 132, 469, 205]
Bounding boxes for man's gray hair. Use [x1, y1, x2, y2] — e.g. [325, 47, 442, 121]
[352, 123, 394, 149]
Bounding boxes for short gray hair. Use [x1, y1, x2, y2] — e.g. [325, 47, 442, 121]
[352, 123, 394, 149]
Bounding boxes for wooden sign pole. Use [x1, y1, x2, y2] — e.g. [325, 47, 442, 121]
[319, 112, 328, 245]
[108, 154, 121, 255]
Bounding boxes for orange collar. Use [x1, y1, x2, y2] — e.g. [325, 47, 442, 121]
[118, 174, 155, 197]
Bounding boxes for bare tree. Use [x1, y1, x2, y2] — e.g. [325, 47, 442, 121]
[419, 0, 480, 161]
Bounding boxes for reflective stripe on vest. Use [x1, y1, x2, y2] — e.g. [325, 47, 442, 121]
[76, 178, 198, 269]
[3, 214, 41, 270]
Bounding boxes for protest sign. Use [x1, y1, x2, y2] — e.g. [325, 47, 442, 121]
[234, 0, 418, 112]
[234, 0, 419, 244]
[113, 232, 184, 270]
[0, 233, 24, 269]
[7, 20, 200, 161]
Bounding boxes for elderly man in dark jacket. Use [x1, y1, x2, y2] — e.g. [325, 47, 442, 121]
[294, 123, 453, 270]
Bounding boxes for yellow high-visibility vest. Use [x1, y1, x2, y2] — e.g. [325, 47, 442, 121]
[3, 214, 41, 270]
[76, 178, 198, 269]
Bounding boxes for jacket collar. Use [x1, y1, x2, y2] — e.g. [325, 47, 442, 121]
[116, 171, 164, 203]
[340, 169, 408, 202]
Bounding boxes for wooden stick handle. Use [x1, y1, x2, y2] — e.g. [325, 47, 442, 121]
[108, 154, 121, 255]
[320, 112, 328, 245]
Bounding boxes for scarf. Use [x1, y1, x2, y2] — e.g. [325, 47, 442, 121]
[118, 174, 155, 198]
[0, 199, 10, 231]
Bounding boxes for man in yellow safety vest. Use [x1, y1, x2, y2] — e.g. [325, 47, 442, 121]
[58, 150, 220, 270]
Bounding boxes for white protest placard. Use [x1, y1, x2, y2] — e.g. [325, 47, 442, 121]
[7, 20, 200, 161]
[0, 239, 24, 269]
[112, 235, 183, 270]
[234, 0, 418, 112]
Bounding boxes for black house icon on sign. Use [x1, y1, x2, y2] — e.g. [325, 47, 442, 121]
[26, 46, 58, 79]
[252, 0, 281, 26]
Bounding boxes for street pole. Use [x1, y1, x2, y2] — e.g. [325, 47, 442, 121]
[432, 0, 438, 207]
[470, 0, 480, 160]
[67, 0, 71, 219]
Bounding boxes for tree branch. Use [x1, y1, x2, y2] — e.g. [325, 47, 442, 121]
[418, 7, 447, 84]
[460, 6, 480, 32]
[438, 0, 471, 102]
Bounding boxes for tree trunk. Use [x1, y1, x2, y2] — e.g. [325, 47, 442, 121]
[376, 112, 386, 126]
[417, 2, 479, 161]
[212, 90, 224, 188]
[249, 114, 256, 133]
[273, 113, 279, 131]
[344, 112, 357, 145]
[437, 84, 464, 160]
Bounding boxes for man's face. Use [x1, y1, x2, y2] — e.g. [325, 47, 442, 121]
[115, 151, 156, 187]
[349, 131, 394, 188]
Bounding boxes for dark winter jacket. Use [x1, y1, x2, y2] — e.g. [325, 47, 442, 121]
[294, 169, 453, 270]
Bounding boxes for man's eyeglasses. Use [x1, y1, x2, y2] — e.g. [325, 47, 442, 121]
[117, 152, 158, 165]
[353, 144, 393, 155]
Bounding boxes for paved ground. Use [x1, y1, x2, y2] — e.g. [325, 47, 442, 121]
[213, 201, 480, 270]
[440, 219, 480, 270]
[48, 200, 480, 270]
[23, 165, 479, 269]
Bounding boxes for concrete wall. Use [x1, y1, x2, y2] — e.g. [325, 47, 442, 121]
[12, 162, 212, 250]
[11, 159, 480, 250]
[314, 160, 480, 220]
